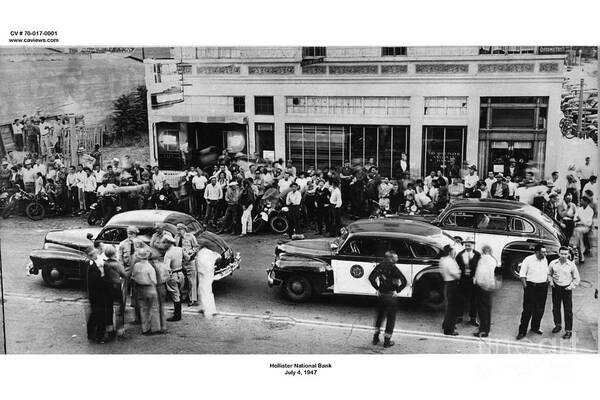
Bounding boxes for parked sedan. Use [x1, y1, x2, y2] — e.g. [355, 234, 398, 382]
[28, 210, 241, 287]
[429, 199, 571, 278]
[267, 219, 456, 309]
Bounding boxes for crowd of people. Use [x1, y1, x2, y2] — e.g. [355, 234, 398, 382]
[86, 222, 217, 344]
[10, 113, 77, 156]
[1, 149, 597, 249]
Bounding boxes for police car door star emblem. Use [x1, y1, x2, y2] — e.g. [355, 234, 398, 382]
[350, 264, 364, 278]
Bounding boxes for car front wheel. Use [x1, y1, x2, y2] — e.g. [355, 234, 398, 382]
[41, 266, 67, 288]
[282, 274, 312, 302]
[508, 259, 522, 280]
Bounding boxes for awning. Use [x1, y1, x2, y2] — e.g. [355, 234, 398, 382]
[153, 115, 248, 124]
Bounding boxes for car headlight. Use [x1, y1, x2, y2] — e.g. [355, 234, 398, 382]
[159, 195, 166, 201]
[281, 206, 289, 212]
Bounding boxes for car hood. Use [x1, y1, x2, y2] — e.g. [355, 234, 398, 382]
[44, 227, 103, 251]
[277, 238, 334, 257]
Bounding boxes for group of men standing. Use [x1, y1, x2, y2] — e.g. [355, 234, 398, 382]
[86, 222, 217, 343]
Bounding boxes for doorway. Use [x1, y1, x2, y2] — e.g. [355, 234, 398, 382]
[489, 140, 533, 173]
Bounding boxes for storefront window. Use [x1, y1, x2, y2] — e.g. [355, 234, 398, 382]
[423, 126, 466, 177]
[255, 123, 274, 160]
[286, 124, 409, 175]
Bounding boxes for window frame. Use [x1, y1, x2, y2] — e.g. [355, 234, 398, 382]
[509, 217, 537, 235]
[97, 226, 128, 244]
[474, 212, 509, 233]
[254, 96, 274, 115]
[302, 47, 326, 58]
[338, 237, 382, 259]
[409, 242, 440, 260]
[233, 96, 246, 113]
[442, 210, 476, 230]
[381, 47, 407, 56]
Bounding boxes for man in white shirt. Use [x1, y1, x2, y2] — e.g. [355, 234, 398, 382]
[152, 166, 166, 191]
[204, 176, 223, 227]
[76, 164, 87, 212]
[517, 244, 549, 340]
[329, 179, 343, 237]
[66, 166, 79, 213]
[12, 119, 24, 151]
[39, 117, 52, 158]
[82, 167, 97, 211]
[285, 182, 302, 237]
[570, 196, 594, 263]
[484, 171, 496, 191]
[212, 164, 232, 181]
[549, 247, 580, 339]
[578, 156, 596, 190]
[505, 175, 517, 200]
[22, 160, 37, 193]
[93, 164, 106, 187]
[463, 165, 479, 196]
[278, 172, 294, 196]
[192, 169, 208, 219]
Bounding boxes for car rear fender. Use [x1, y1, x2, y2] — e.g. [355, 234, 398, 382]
[500, 239, 560, 266]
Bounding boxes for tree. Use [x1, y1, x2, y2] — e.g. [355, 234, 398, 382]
[111, 85, 148, 143]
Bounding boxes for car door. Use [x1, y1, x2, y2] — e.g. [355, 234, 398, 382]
[472, 212, 510, 258]
[439, 210, 476, 241]
[331, 237, 383, 296]
[381, 238, 413, 297]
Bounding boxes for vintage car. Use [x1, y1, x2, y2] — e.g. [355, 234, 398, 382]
[267, 219, 456, 309]
[429, 199, 571, 278]
[28, 210, 241, 287]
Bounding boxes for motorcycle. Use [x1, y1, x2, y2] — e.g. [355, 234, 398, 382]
[0, 188, 10, 211]
[2, 185, 35, 219]
[25, 193, 66, 221]
[252, 189, 290, 234]
[88, 195, 123, 226]
[154, 192, 178, 210]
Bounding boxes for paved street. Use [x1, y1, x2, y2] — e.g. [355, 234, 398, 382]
[0, 216, 597, 354]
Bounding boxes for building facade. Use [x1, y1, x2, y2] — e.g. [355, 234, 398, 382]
[144, 46, 565, 178]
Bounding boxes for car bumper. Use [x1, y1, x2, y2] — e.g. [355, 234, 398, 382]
[266, 268, 282, 287]
[214, 254, 241, 281]
[27, 260, 38, 275]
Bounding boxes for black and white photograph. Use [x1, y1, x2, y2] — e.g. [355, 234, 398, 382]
[1, 43, 597, 355]
[0, 1, 599, 399]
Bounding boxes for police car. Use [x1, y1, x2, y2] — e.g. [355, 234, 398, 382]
[266, 219, 455, 309]
[430, 199, 570, 278]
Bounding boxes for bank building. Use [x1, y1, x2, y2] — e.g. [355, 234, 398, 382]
[144, 46, 565, 178]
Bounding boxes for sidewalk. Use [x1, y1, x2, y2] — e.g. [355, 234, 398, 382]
[4, 295, 593, 354]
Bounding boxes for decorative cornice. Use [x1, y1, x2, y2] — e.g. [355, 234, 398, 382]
[329, 65, 379, 75]
[381, 65, 408, 74]
[478, 63, 534, 73]
[302, 65, 327, 74]
[248, 65, 295, 75]
[196, 65, 240, 74]
[415, 64, 469, 73]
[539, 62, 559, 72]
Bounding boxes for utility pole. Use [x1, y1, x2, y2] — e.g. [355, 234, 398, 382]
[577, 78, 584, 138]
[0, 238, 7, 354]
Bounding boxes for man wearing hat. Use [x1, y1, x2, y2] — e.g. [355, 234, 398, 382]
[204, 175, 223, 227]
[130, 246, 161, 334]
[285, 182, 302, 238]
[218, 180, 241, 234]
[463, 165, 479, 197]
[163, 232, 185, 321]
[22, 159, 36, 193]
[490, 173, 509, 199]
[455, 237, 481, 327]
[174, 223, 200, 306]
[504, 158, 520, 180]
[0, 160, 11, 188]
[118, 226, 145, 322]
